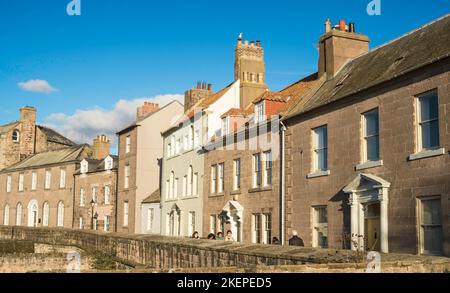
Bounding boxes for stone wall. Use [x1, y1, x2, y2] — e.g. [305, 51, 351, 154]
[0, 226, 448, 272]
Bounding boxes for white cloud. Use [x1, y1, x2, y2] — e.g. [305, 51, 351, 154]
[17, 79, 58, 93]
[43, 95, 183, 148]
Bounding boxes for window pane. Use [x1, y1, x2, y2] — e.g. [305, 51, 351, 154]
[365, 111, 379, 136]
[420, 93, 438, 121]
[315, 126, 327, 149]
[366, 136, 380, 161]
[421, 120, 439, 149]
[422, 199, 442, 225]
[423, 226, 443, 253]
[316, 149, 327, 170]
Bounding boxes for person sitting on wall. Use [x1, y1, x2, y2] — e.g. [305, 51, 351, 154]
[225, 230, 235, 241]
[288, 230, 305, 246]
[272, 237, 281, 245]
[207, 233, 216, 240]
[191, 231, 200, 239]
[216, 231, 224, 240]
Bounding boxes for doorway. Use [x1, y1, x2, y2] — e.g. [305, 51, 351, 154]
[364, 203, 381, 252]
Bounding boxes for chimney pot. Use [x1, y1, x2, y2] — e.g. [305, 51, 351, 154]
[202, 82, 206, 90]
[256, 40, 261, 47]
[339, 19, 346, 31]
[244, 40, 249, 46]
[207, 84, 212, 91]
[197, 81, 201, 89]
[325, 18, 332, 33]
[250, 41, 255, 46]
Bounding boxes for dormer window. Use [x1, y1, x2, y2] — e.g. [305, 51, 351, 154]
[80, 159, 89, 174]
[222, 116, 230, 136]
[255, 101, 265, 123]
[12, 130, 20, 143]
[104, 156, 113, 171]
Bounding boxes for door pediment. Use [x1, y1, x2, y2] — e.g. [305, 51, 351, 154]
[343, 173, 391, 194]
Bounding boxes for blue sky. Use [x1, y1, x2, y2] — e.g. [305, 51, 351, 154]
[0, 0, 448, 145]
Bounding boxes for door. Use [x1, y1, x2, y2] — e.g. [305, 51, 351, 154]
[419, 197, 443, 255]
[365, 203, 381, 252]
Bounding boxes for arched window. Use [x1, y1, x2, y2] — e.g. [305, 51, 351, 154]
[3, 204, 10, 226]
[27, 199, 39, 227]
[12, 130, 20, 142]
[57, 201, 64, 227]
[16, 203, 23, 226]
[42, 202, 50, 227]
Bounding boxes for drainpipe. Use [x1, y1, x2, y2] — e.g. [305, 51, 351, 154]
[280, 120, 287, 245]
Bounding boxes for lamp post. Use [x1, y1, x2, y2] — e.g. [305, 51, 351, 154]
[90, 199, 95, 230]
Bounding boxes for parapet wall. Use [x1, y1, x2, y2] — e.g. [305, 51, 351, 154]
[0, 227, 448, 271]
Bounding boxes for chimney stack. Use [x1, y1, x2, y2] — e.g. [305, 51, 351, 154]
[137, 102, 160, 119]
[92, 135, 110, 160]
[184, 81, 212, 111]
[318, 19, 370, 78]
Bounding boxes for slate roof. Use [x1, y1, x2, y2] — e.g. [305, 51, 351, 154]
[284, 13, 450, 119]
[142, 189, 161, 204]
[37, 125, 76, 146]
[1, 145, 90, 172]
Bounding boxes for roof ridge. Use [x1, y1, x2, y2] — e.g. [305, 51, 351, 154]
[351, 13, 450, 63]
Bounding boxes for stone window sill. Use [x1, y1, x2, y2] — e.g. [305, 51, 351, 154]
[355, 160, 383, 171]
[230, 190, 241, 195]
[307, 170, 331, 179]
[408, 148, 445, 161]
[182, 195, 200, 200]
[248, 186, 272, 193]
[209, 192, 224, 197]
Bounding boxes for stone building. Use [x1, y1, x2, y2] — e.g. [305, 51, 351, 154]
[160, 37, 268, 238]
[0, 106, 76, 170]
[202, 74, 321, 243]
[116, 101, 184, 234]
[73, 135, 118, 232]
[0, 145, 93, 228]
[282, 16, 450, 256]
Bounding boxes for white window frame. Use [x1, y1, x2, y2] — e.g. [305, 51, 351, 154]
[263, 151, 272, 187]
[104, 216, 110, 232]
[57, 201, 64, 227]
[31, 172, 37, 191]
[211, 165, 217, 194]
[80, 188, 85, 207]
[3, 204, 10, 226]
[218, 163, 224, 193]
[255, 101, 265, 123]
[252, 214, 262, 244]
[6, 175, 12, 193]
[16, 203, 22, 226]
[42, 202, 49, 227]
[45, 170, 52, 190]
[362, 109, 380, 162]
[418, 196, 443, 256]
[233, 159, 241, 191]
[182, 176, 187, 197]
[222, 116, 230, 136]
[125, 135, 131, 154]
[79, 217, 84, 229]
[253, 154, 262, 188]
[123, 201, 129, 227]
[313, 125, 328, 172]
[416, 91, 440, 152]
[104, 185, 111, 204]
[124, 165, 130, 189]
[12, 130, 20, 142]
[92, 186, 98, 203]
[18, 173, 24, 192]
[312, 206, 328, 248]
[147, 208, 154, 231]
[59, 168, 66, 189]
[188, 211, 196, 237]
